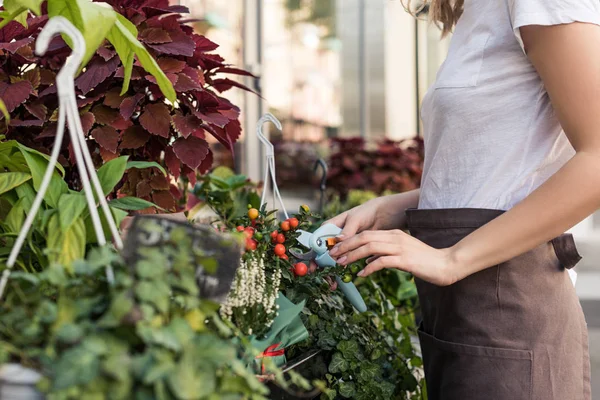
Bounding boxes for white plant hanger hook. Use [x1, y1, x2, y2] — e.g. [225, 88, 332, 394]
[257, 113, 289, 220]
[0, 17, 122, 299]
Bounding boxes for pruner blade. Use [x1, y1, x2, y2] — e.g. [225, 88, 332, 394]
[289, 248, 316, 261]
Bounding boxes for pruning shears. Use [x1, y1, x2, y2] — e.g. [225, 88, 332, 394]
[291, 224, 367, 313]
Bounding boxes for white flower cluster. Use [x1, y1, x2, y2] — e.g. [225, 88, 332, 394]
[220, 256, 281, 336]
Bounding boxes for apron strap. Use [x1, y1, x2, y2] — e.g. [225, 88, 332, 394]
[550, 233, 582, 270]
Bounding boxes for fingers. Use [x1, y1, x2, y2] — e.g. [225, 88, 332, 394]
[357, 256, 407, 277]
[330, 230, 404, 258]
[335, 242, 399, 266]
[324, 211, 347, 229]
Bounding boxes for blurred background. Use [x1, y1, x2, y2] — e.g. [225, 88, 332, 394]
[171, 1, 599, 394]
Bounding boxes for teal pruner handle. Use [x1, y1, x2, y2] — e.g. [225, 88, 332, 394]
[316, 252, 368, 313]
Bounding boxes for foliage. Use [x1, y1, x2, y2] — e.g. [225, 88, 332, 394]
[0, 0, 253, 213]
[0, 139, 159, 269]
[285, 0, 336, 39]
[0, 223, 272, 399]
[327, 138, 424, 200]
[196, 170, 425, 399]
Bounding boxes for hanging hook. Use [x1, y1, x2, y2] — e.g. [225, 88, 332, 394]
[256, 113, 282, 157]
[257, 113, 289, 220]
[314, 158, 328, 213]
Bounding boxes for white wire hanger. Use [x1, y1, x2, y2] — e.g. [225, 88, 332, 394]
[0, 17, 122, 299]
[257, 113, 289, 220]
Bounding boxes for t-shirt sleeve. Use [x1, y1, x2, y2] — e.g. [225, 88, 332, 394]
[507, 0, 600, 52]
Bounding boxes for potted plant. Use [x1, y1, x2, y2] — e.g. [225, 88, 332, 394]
[0, 0, 254, 213]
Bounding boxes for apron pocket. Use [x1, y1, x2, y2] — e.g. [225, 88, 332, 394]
[418, 327, 533, 400]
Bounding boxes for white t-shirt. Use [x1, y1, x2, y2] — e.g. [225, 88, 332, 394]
[418, 0, 600, 211]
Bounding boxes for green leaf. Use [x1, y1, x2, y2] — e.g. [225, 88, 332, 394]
[47, 214, 86, 268]
[52, 346, 101, 390]
[14, 181, 35, 212]
[328, 352, 349, 374]
[337, 340, 359, 359]
[58, 193, 88, 231]
[4, 0, 43, 15]
[5, 198, 25, 232]
[339, 382, 356, 398]
[167, 352, 216, 399]
[126, 161, 167, 176]
[109, 197, 158, 211]
[97, 156, 128, 195]
[18, 147, 68, 208]
[107, 14, 176, 102]
[134, 280, 170, 314]
[0, 172, 31, 195]
[0, 99, 9, 122]
[48, 0, 117, 68]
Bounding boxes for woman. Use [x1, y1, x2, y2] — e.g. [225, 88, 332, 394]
[327, 0, 599, 399]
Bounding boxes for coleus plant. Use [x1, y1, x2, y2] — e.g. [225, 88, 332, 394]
[327, 137, 425, 199]
[0, 0, 253, 213]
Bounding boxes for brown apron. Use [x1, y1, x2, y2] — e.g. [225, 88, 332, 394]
[405, 208, 591, 400]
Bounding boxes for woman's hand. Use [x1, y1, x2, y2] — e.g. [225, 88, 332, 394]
[326, 190, 420, 237]
[328, 229, 459, 286]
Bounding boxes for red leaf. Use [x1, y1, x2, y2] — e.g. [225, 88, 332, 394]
[92, 105, 119, 125]
[100, 146, 119, 162]
[104, 88, 124, 108]
[92, 126, 119, 153]
[225, 119, 242, 143]
[172, 136, 209, 170]
[40, 69, 56, 86]
[216, 66, 256, 78]
[22, 68, 41, 91]
[170, 184, 182, 201]
[194, 35, 219, 52]
[0, 37, 34, 53]
[185, 166, 197, 186]
[38, 123, 57, 139]
[119, 93, 145, 120]
[157, 57, 186, 73]
[113, 115, 133, 131]
[164, 147, 180, 179]
[183, 66, 205, 85]
[211, 78, 257, 95]
[147, 30, 195, 56]
[174, 73, 202, 92]
[24, 102, 47, 120]
[191, 129, 205, 139]
[149, 173, 169, 190]
[120, 125, 150, 149]
[10, 119, 43, 127]
[75, 56, 120, 94]
[140, 103, 171, 138]
[80, 112, 95, 135]
[97, 46, 116, 61]
[0, 81, 32, 112]
[146, 72, 178, 86]
[171, 111, 200, 138]
[152, 190, 176, 212]
[193, 110, 229, 128]
[208, 125, 234, 152]
[115, 66, 143, 80]
[77, 92, 104, 108]
[140, 28, 172, 44]
[198, 148, 214, 175]
[136, 180, 152, 198]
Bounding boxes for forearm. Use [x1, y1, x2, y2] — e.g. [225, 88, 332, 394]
[449, 152, 600, 279]
[376, 189, 420, 230]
